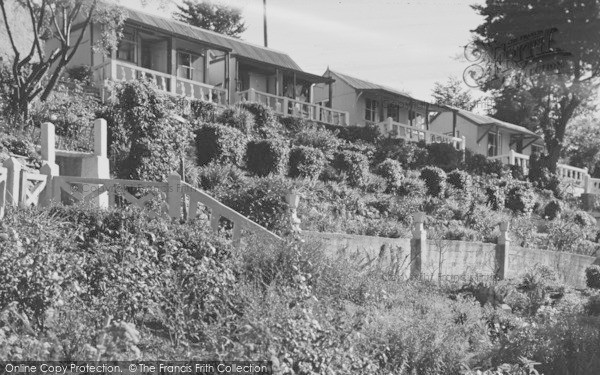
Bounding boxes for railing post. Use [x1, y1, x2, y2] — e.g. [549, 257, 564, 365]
[3, 157, 21, 206]
[509, 149, 516, 165]
[386, 117, 393, 135]
[410, 212, 427, 280]
[110, 56, 117, 81]
[0, 167, 6, 219]
[282, 98, 289, 116]
[496, 222, 510, 280]
[287, 191, 302, 239]
[40, 162, 59, 207]
[41, 122, 56, 165]
[248, 88, 256, 102]
[81, 118, 110, 208]
[584, 169, 591, 194]
[344, 111, 350, 126]
[167, 173, 182, 220]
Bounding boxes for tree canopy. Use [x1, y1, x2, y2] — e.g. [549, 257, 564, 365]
[173, 0, 246, 38]
[431, 76, 477, 111]
[470, 0, 600, 171]
[0, 0, 126, 122]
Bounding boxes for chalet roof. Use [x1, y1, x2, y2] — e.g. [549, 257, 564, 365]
[449, 106, 541, 138]
[123, 6, 303, 72]
[326, 69, 447, 112]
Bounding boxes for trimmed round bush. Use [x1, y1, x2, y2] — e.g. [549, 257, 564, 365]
[586, 265, 600, 289]
[543, 199, 562, 220]
[447, 169, 472, 191]
[505, 183, 536, 214]
[332, 150, 369, 187]
[419, 166, 447, 197]
[426, 143, 462, 171]
[465, 151, 504, 176]
[217, 106, 255, 133]
[294, 127, 340, 159]
[238, 102, 278, 130]
[376, 159, 403, 193]
[195, 123, 247, 167]
[396, 176, 426, 197]
[246, 138, 289, 177]
[289, 146, 326, 179]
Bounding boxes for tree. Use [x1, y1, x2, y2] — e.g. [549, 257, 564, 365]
[0, 0, 126, 122]
[471, 0, 600, 172]
[563, 115, 600, 176]
[173, 0, 246, 38]
[431, 76, 477, 111]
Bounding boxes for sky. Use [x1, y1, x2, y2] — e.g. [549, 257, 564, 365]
[123, 0, 486, 103]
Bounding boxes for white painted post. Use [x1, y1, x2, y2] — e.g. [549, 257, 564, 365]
[282, 98, 289, 116]
[248, 88, 256, 102]
[287, 191, 302, 237]
[167, 173, 182, 220]
[496, 222, 510, 280]
[386, 117, 394, 135]
[3, 157, 21, 206]
[509, 149, 516, 165]
[584, 169, 591, 194]
[410, 212, 427, 280]
[0, 167, 6, 219]
[81, 118, 110, 208]
[41, 122, 55, 165]
[344, 111, 350, 126]
[94, 118, 107, 158]
[39, 162, 59, 207]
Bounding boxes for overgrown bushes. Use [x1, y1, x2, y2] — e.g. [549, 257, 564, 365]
[332, 150, 369, 186]
[288, 146, 326, 179]
[505, 183, 536, 215]
[420, 166, 447, 197]
[195, 123, 247, 167]
[217, 106, 255, 133]
[246, 138, 289, 176]
[376, 158, 404, 193]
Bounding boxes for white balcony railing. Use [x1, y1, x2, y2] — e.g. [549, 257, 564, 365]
[236, 89, 350, 127]
[92, 59, 228, 105]
[378, 117, 466, 150]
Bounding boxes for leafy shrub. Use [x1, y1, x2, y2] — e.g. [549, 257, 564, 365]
[293, 126, 340, 159]
[108, 80, 191, 181]
[66, 65, 93, 85]
[505, 183, 536, 215]
[289, 146, 326, 179]
[465, 151, 504, 176]
[217, 106, 255, 133]
[190, 99, 218, 122]
[195, 123, 247, 167]
[586, 295, 600, 316]
[30, 81, 99, 140]
[571, 210, 597, 228]
[543, 200, 562, 220]
[420, 166, 447, 197]
[397, 175, 426, 197]
[246, 138, 289, 177]
[332, 150, 369, 187]
[447, 169, 472, 191]
[426, 142, 462, 171]
[486, 183, 507, 211]
[238, 102, 277, 130]
[376, 158, 403, 193]
[194, 162, 246, 191]
[324, 123, 380, 143]
[278, 116, 308, 133]
[219, 176, 292, 233]
[373, 138, 417, 165]
[586, 265, 600, 289]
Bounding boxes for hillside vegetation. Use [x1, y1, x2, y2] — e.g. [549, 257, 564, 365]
[2, 79, 600, 373]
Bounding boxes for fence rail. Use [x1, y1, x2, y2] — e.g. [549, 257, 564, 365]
[237, 89, 350, 127]
[379, 117, 466, 150]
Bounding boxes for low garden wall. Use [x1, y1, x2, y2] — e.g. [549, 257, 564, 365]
[302, 215, 600, 289]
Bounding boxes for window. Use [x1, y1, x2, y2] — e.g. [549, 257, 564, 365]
[177, 51, 204, 81]
[387, 103, 400, 122]
[365, 98, 378, 122]
[117, 29, 137, 63]
[488, 131, 501, 157]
